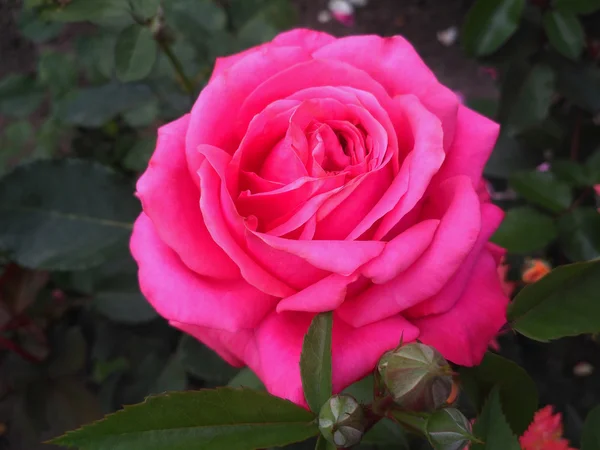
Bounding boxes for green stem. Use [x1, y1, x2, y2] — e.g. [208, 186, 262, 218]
[157, 39, 195, 95]
[389, 410, 429, 435]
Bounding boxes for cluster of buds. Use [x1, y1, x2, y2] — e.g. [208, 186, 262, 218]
[318, 342, 476, 449]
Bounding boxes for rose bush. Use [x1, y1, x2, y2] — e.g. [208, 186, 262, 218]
[130, 28, 509, 405]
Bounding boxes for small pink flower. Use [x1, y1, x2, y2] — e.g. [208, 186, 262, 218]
[520, 406, 576, 450]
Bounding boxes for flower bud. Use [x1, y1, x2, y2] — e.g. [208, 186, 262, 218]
[426, 408, 475, 450]
[377, 342, 454, 412]
[318, 394, 365, 448]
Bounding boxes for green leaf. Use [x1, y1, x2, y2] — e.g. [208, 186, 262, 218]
[505, 65, 556, 135]
[48, 327, 87, 378]
[467, 98, 499, 120]
[426, 408, 477, 450]
[0, 74, 45, 118]
[38, 50, 78, 99]
[164, 0, 227, 33]
[553, 0, 600, 15]
[543, 11, 585, 60]
[237, 0, 297, 47]
[76, 33, 117, 82]
[128, 0, 160, 20]
[115, 25, 157, 83]
[122, 137, 156, 171]
[556, 63, 600, 113]
[362, 418, 409, 449]
[0, 121, 35, 176]
[300, 312, 333, 413]
[509, 171, 572, 213]
[462, 0, 525, 56]
[484, 133, 539, 179]
[582, 404, 600, 450]
[471, 389, 520, 450]
[491, 207, 557, 253]
[459, 353, 538, 435]
[587, 150, 600, 183]
[59, 83, 153, 127]
[0, 159, 138, 270]
[508, 260, 600, 340]
[123, 99, 158, 127]
[177, 334, 239, 383]
[41, 0, 130, 23]
[18, 9, 64, 43]
[89, 252, 158, 324]
[228, 368, 266, 390]
[342, 375, 374, 404]
[151, 356, 187, 394]
[50, 388, 319, 450]
[315, 435, 336, 450]
[558, 209, 600, 262]
[552, 160, 591, 187]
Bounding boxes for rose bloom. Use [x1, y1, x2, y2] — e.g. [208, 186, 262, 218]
[131, 29, 509, 404]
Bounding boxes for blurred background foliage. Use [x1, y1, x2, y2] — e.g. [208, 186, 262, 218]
[0, 0, 600, 449]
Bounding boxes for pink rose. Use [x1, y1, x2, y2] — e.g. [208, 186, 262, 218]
[131, 29, 508, 405]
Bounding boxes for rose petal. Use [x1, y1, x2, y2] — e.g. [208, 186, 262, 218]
[276, 273, 357, 313]
[250, 312, 420, 404]
[313, 35, 459, 149]
[361, 219, 440, 284]
[245, 229, 328, 290]
[131, 214, 277, 331]
[314, 166, 394, 240]
[373, 95, 445, 240]
[187, 47, 312, 180]
[405, 202, 504, 317]
[136, 115, 239, 279]
[171, 321, 254, 367]
[198, 145, 296, 297]
[338, 175, 481, 326]
[271, 28, 337, 52]
[236, 59, 393, 142]
[412, 248, 509, 366]
[433, 105, 500, 187]
[253, 232, 385, 276]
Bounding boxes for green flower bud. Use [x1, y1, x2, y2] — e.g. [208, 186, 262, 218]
[377, 342, 454, 412]
[318, 395, 366, 448]
[426, 408, 476, 450]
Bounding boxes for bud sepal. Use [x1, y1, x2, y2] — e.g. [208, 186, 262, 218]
[318, 394, 366, 448]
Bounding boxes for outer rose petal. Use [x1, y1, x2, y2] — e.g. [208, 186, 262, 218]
[405, 202, 504, 317]
[339, 176, 481, 327]
[186, 46, 313, 178]
[372, 94, 446, 240]
[210, 29, 335, 80]
[130, 214, 277, 331]
[313, 35, 459, 150]
[412, 248, 509, 366]
[170, 321, 253, 367]
[136, 115, 239, 279]
[271, 29, 337, 52]
[433, 105, 500, 187]
[252, 312, 420, 404]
